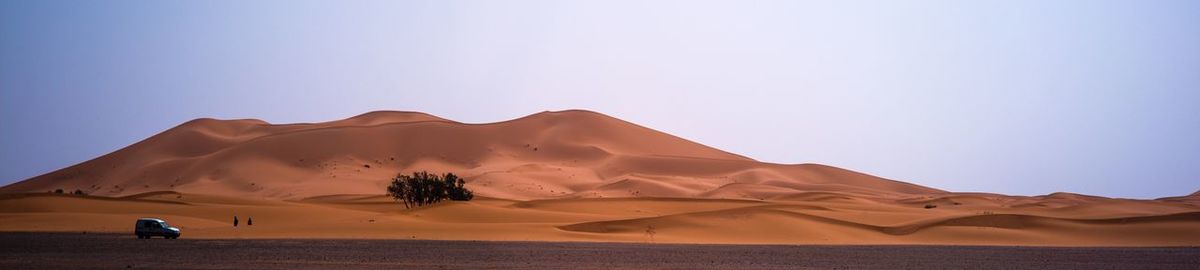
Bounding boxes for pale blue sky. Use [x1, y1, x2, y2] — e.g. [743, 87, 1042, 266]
[2, 0, 1197, 198]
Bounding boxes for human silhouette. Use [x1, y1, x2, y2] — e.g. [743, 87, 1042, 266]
[247, 217, 253, 226]
[233, 215, 239, 227]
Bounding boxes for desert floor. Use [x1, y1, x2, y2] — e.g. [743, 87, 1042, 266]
[2, 233, 1197, 270]
[2, 192, 1198, 246]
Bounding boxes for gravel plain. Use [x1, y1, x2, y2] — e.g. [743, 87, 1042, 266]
[0, 233, 1197, 269]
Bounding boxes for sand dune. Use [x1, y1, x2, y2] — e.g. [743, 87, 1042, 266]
[1158, 190, 1200, 206]
[0, 110, 936, 200]
[1, 110, 1197, 246]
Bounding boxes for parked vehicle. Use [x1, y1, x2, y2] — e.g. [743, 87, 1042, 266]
[135, 218, 181, 239]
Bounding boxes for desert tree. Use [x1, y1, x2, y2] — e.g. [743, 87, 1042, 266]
[445, 173, 473, 201]
[387, 178, 410, 209]
[387, 171, 474, 209]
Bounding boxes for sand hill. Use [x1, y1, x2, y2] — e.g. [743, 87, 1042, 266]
[1, 110, 1197, 246]
[0, 110, 940, 200]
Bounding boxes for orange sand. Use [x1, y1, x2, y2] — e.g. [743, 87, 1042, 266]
[1, 110, 1197, 246]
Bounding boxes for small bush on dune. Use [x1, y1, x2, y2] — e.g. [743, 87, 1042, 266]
[387, 171, 474, 209]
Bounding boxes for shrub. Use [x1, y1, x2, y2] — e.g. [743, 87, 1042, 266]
[54, 189, 63, 194]
[72, 189, 85, 195]
[387, 171, 473, 209]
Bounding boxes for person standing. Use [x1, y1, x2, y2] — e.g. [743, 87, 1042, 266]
[247, 216, 253, 226]
[233, 215, 239, 227]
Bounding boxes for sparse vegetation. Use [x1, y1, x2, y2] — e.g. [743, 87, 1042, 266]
[54, 189, 63, 194]
[923, 204, 937, 209]
[386, 171, 474, 209]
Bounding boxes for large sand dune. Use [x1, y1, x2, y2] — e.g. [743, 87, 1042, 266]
[1, 110, 1197, 245]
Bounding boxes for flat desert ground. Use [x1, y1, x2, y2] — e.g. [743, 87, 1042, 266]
[2, 110, 1199, 247]
[3, 233, 1198, 270]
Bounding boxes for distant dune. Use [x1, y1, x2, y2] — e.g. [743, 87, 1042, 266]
[1, 110, 1197, 246]
[0, 110, 939, 200]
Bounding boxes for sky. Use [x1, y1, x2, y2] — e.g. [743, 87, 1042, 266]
[1, 0, 1197, 199]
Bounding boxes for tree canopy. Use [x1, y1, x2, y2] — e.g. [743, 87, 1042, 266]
[387, 171, 474, 209]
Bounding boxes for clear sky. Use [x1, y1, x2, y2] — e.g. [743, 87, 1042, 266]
[2, 0, 1197, 199]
